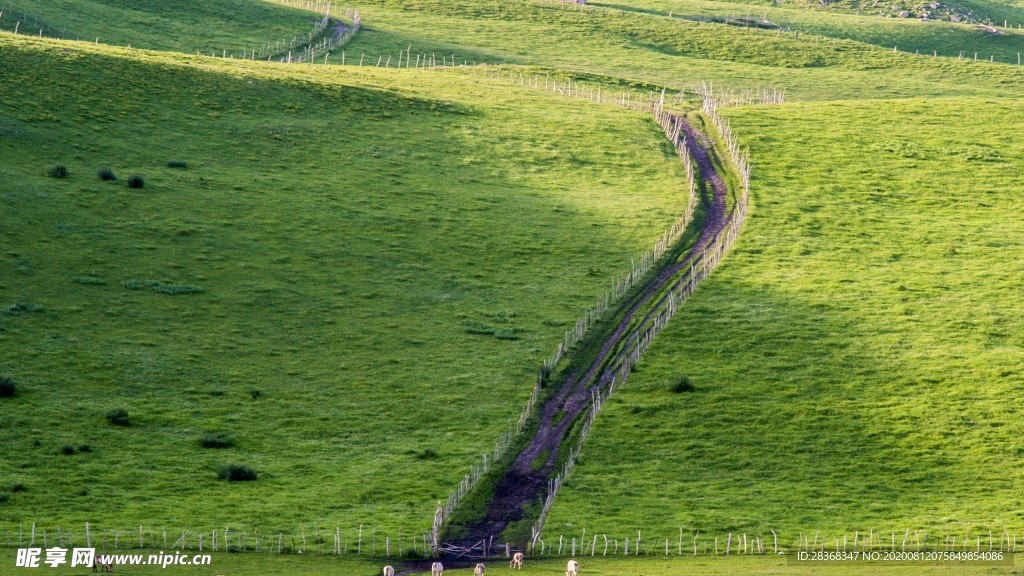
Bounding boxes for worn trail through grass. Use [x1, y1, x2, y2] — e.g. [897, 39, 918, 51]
[453, 115, 733, 551]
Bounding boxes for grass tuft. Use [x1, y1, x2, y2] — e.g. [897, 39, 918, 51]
[166, 161, 188, 169]
[144, 280, 202, 295]
[105, 408, 130, 426]
[415, 448, 439, 460]
[0, 376, 15, 398]
[199, 433, 236, 449]
[45, 165, 68, 178]
[97, 167, 116, 181]
[494, 328, 520, 340]
[8, 303, 43, 314]
[127, 174, 145, 188]
[218, 464, 258, 482]
[670, 376, 695, 393]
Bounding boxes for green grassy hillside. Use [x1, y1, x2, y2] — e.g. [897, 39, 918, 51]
[543, 96, 1024, 541]
[1, 0, 1023, 569]
[0, 35, 692, 532]
[336, 0, 1024, 101]
[615, 0, 1024, 25]
[606, 0, 1024, 62]
[0, 0, 315, 53]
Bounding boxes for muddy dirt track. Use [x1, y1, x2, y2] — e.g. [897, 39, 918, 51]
[452, 116, 733, 551]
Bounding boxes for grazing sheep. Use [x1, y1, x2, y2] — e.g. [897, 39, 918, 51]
[474, 562, 486, 576]
[509, 551, 524, 570]
[93, 555, 113, 573]
[566, 559, 579, 576]
[383, 565, 395, 576]
[431, 561, 444, 576]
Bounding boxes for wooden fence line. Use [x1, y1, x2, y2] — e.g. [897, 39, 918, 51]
[12, 521, 1018, 559]
[3, 0, 1023, 66]
[529, 86, 754, 545]
[0, 521, 439, 558]
[522, 527, 1024, 557]
[420, 33, 783, 552]
[0, 1, 360, 65]
[429, 76, 729, 555]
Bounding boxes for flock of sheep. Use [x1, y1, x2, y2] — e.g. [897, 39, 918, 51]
[382, 556, 580, 576]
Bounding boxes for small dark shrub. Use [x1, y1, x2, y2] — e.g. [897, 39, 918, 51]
[0, 376, 15, 397]
[415, 448, 439, 460]
[97, 167, 116, 181]
[60, 444, 75, 455]
[670, 376, 695, 393]
[106, 408, 130, 426]
[127, 175, 145, 189]
[199, 433, 235, 449]
[249, 389, 262, 399]
[45, 165, 69, 178]
[0, 493, 9, 504]
[77, 444, 92, 453]
[8, 303, 43, 314]
[9, 483, 26, 493]
[218, 464, 258, 482]
[166, 161, 188, 169]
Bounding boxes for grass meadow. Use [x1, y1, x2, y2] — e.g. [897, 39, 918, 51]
[0, 36, 692, 532]
[327, 0, 1024, 102]
[2, 0, 1024, 572]
[0, 0, 317, 54]
[609, 0, 1024, 62]
[543, 96, 1024, 541]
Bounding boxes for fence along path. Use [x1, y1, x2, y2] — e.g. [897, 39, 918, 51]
[419, 76, 770, 558]
[417, 64, 759, 556]
[0, 521, 439, 558]
[6, 520, 1022, 560]
[526, 91, 751, 550]
[3, 6, 750, 553]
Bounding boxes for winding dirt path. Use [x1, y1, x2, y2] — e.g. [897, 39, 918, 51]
[454, 116, 732, 547]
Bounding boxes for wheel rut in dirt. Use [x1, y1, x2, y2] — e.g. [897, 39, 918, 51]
[450, 115, 734, 549]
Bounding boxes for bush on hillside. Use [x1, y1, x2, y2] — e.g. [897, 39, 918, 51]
[0, 376, 15, 398]
[670, 376, 695, 393]
[97, 167, 117, 181]
[45, 165, 68, 178]
[127, 175, 145, 189]
[106, 408, 130, 426]
[199, 433, 235, 449]
[217, 464, 257, 482]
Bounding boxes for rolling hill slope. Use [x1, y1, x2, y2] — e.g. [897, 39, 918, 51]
[0, 35, 692, 532]
[543, 96, 1024, 541]
[0, 0, 1023, 567]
